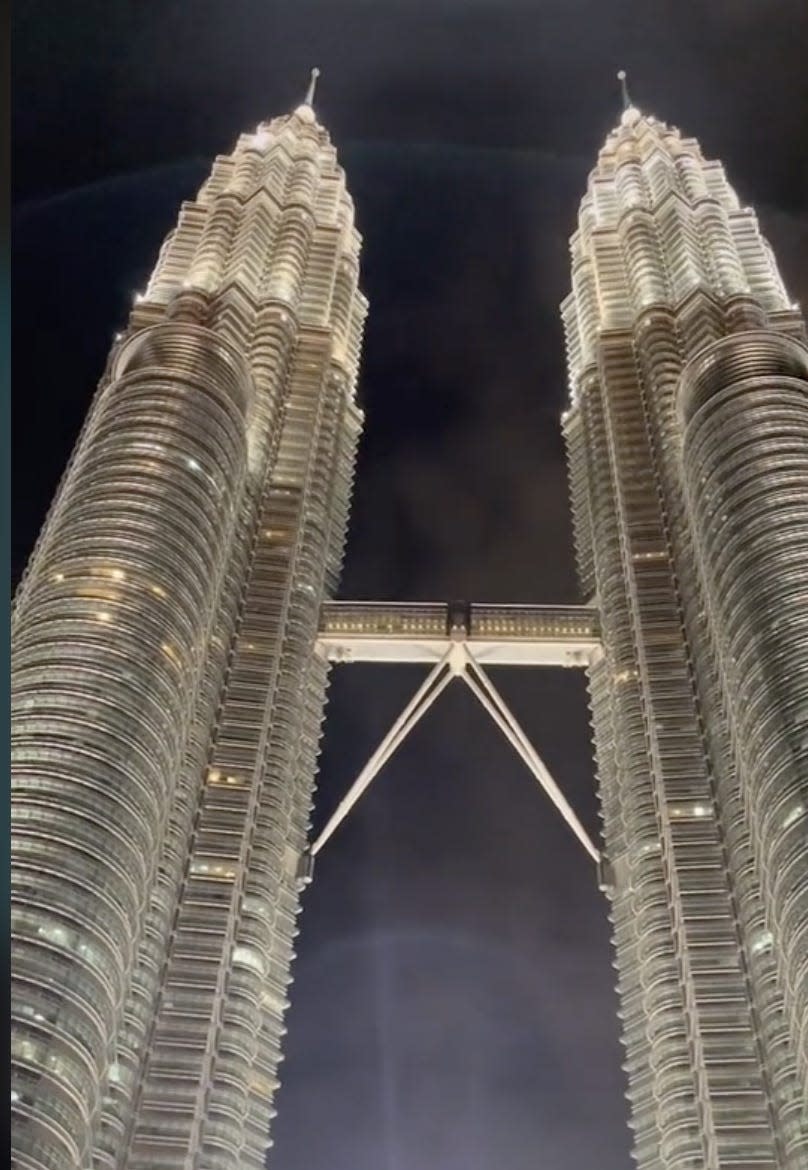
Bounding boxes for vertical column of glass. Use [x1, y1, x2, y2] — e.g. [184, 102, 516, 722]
[11, 323, 251, 1170]
[95, 305, 297, 1170]
[679, 332, 808, 1102]
[239, 370, 361, 1170]
[92, 490, 251, 1170]
[636, 305, 805, 1166]
[123, 340, 355, 1170]
[598, 332, 723, 1169]
[120, 310, 301, 1170]
[204, 337, 343, 1170]
[565, 371, 669, 1169]
[239, 244, 365, 1167]
[628, 323, 782, 1166]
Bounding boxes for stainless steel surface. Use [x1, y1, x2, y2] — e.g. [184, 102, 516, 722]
[12, 99, 367, 1170]
[562, 103, 808, 1166]
[680, 330, 808, 1102]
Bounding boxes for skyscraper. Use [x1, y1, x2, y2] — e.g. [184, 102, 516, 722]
[12, 69, 808, 1170]
[562, 82, 808, 1166]
[11, 77, 366, 1170]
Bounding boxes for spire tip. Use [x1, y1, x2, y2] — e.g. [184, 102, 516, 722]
[617, 69, 632, 112]
[304, 67, 320, 107]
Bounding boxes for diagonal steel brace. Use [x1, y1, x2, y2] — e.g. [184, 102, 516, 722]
[304, 640, 600, 878]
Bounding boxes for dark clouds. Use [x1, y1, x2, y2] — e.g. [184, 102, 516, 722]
[12, 4, 807, 1169]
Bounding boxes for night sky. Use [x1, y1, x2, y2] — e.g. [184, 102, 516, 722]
[12, 4, 808, 1169]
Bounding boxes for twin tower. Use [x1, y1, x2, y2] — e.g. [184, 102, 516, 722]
[11, 75, 808, 1169]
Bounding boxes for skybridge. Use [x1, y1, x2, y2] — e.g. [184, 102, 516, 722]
[305, 600, 606, 881]
[317, 600, 601, 667]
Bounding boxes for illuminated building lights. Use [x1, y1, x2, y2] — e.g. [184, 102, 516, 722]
[562, 83, 808, 1163]
[12, 78, 366, 1170]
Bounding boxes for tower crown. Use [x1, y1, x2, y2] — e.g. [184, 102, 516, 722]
[561, 80, 796, 403]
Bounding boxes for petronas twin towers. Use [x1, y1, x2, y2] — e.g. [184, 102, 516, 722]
[11, 72, 808, 1170]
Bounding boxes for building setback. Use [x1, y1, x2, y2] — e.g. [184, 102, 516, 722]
[11, 81, 366, 1170]
[562, 92, 808, 1167]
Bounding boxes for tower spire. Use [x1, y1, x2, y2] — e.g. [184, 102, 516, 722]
[617, 69, 632, 112]
[304, 67, 320, 108]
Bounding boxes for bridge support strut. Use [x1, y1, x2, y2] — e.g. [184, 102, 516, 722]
[309, 634, 600, 867]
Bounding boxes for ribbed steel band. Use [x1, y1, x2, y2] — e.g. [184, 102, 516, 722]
[112, 321, 254, 414]
[679, 329, 808, 1100]
[678, 330, 808, 427]
[11, 321, 251, 1170]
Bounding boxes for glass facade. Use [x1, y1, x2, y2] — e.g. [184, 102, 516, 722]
[563, 105, 808, 1166]
[11, 99, 366, 1170]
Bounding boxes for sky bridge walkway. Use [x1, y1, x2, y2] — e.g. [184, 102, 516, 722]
[317, 600, 602, 668]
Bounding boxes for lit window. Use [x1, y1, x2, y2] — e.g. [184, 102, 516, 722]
[12, 1036, 44, 1063]
[37, 923, 71, 948]
[232, 946, 265, 976]
[78, 585, 118, 601]
[161, 643, 181, 666]
[750, 930, 773, 957]
[783, 804, 804, 829]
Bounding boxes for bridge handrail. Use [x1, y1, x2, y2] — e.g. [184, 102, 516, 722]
[472, 605, 600, 639]
[319, 601, 600, 641]
[320, 601, 447, 636]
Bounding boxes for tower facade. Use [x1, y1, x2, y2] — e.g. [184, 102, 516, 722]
[563, 98, 808, 1166]
[11, 87, 366, 1170]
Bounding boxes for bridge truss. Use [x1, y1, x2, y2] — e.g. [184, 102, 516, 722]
[299, 601, 606, 885]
